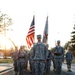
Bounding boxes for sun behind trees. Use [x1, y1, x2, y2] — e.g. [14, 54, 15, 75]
[0, 11, 15, 58]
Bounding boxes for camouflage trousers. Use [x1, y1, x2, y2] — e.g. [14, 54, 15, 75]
[45, 60, 51, 72]
[29, 59, 35, 73]
[66, 60, 72, 69]
[54, 58, 62, 74]
[34, 61, 45, 75]
[17, 59, 27, 75]
[52, 59, 56, 70]
[13, 60, 18, 72]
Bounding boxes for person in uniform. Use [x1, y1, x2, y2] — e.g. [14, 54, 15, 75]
[18, 46, 27, 75]
[23, 45, 28, 70]
[45, 44, 52, 74]
[51, 49, 56, 71]
[29, 46, 35, 74]
[53, 40, 64, 74]
[30, 35, 48, 75]
[65, 46, 73, 72]
[11, 46, 19, 75]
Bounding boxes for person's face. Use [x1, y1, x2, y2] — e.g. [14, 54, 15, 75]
[22, 46, 25, 49]
[20, 47, 24, 51]
[37, 38, 41, 42]
[57, 42, 60, 46]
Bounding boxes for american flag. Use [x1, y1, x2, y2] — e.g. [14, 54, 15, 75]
[26, 16, 35, 49]
[42, 16, 48, 44]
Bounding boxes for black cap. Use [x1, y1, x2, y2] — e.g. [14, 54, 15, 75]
[37, 35, 41, 38]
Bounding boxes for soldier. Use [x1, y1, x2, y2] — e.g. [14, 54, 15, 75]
[29, 46, 35, 74]
[65, 46, 73, 72]
[18, 46, 27, 75]
[29, 51, 32, 72]
[51, 49, 56, 71]
[22, 45, 28, 70]
[30, 35, 48, 75]
[53, 40, 64, 74]
[45, 44, 52, 74]
[11, 46, 19, 75]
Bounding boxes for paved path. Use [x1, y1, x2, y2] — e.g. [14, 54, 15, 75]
[0, 63, 75, 75]
[0, 63, 13, 73]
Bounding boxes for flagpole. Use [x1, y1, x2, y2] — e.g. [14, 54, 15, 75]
[33, 12, 35, 45]
[33, 15, 35, 44]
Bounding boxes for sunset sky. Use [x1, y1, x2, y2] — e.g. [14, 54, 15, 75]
[0, 0, 75, 48]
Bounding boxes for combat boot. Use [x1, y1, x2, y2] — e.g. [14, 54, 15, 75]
[68, 69, 72, 72]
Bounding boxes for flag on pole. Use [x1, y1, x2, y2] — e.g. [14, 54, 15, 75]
[26, 16, 35, 49]
[42, 16, 48, 44]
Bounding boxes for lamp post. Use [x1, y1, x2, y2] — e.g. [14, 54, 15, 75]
[4, 20, 6, 59]
[3, 14, 7, 59]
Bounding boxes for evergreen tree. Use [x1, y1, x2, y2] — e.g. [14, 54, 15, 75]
[64, 41, 70, 50]
[71, 24, 75, 51]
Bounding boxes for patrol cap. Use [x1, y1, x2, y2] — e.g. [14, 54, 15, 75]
[20, 45, 23, 49]
[57, 40, 60, 43]
[37, 35, 41, 38]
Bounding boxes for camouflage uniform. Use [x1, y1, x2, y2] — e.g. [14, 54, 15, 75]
[52, 53, 56, 71]
[24, 49, 28, 70]
[65, 47, 73, 72]
[29, 48, 35, 73]
[54, 40, 64, 74]
[18, 47, 27, 75]
[45, 49, 52, 74]
[30, 37, 48, 75]
[30, 42, 48, 75]
[11, 48, 19, 75]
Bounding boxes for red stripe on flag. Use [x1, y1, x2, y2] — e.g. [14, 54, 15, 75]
[26, 33, 34, 48]
[26, 16, 35, 49]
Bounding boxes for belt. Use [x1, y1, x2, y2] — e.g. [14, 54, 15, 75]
[33, 59, 45, 61]
[19, 57, 25, 58]
[54, 53, 62, 56]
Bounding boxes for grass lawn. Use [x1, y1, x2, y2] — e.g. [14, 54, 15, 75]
[0, 58, 75, 63]
[0, 58, 13, 63]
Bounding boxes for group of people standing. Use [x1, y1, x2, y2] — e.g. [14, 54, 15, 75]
[11, 34, 73, 75]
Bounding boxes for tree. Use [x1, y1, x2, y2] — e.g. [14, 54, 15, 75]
[0, 11, 12, 33]
[64, 41, 70, 50]
[70, 24, 75, 51]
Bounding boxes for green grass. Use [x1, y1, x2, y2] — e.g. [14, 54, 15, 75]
[0, 58, 75, 63]
[0, 58, 13, 63]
